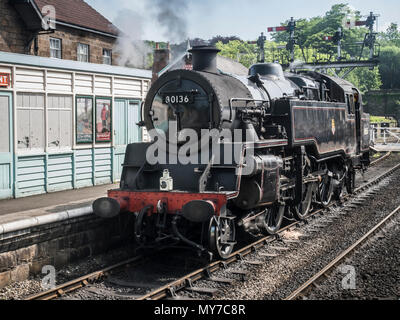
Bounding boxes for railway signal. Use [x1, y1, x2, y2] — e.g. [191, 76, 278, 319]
[248, 32, 267, 62]
[323, 28, 344, 60]
[267, 17, 296, 62]
[344, 11, 380, 60]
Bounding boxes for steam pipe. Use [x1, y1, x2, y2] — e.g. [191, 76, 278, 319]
[171, 215, 207, 253]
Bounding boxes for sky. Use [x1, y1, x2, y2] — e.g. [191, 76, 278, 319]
[86, 0, 400, 43]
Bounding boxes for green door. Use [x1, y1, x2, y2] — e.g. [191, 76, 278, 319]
[0, 92, 14, 199]
[113, 99, 141, 181]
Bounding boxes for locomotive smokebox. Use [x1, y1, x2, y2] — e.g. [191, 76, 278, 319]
[189, 45, 220, 73]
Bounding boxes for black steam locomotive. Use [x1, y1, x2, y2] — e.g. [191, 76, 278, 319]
[93, 46, 370, 259]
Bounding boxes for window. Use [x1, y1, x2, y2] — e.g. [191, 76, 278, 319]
[77, 43, 89, 62]
[17, 93, 45, 151]
[103, 49, 112, 65]
[346, 94, 355, 114]
[48, 95, 73, 149]
[50, 38, 62, 59]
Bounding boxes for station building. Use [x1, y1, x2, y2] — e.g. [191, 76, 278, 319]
[0, 0, 151, 199]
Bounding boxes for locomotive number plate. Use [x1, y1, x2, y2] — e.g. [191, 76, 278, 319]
[163, 92, 194, 104]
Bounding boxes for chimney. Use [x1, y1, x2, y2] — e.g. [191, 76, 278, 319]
[152, 42, 171, 83]
[189, 45, 220, 73]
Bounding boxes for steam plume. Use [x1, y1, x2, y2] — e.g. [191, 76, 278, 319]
[148, 0, 189, 43]
[113, 9, 152, 69]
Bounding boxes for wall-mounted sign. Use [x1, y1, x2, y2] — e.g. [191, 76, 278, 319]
[95, 98, 112, 142]
[0, 73, 10, 87]
[76, 96, 93, 143]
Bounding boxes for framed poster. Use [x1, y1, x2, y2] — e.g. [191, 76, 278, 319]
[95, 98, 112, 142]
[76, 96, 93, 143]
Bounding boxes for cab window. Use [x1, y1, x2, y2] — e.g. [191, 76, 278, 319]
[346, 94, 355, 114]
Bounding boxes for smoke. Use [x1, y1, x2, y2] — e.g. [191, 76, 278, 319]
[113, 1, 190, 68]
[147, 0, 189, 43]
[113, 9, 152, 69]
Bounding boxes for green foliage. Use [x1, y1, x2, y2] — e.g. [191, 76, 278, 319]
[194, 3, 400, 91]
[271, 3, 366, 60]
[344, 67, 382, 93]
[215, 40, 258, 68]
[379, 23, 400, 47]
[379, 46, 400, 89]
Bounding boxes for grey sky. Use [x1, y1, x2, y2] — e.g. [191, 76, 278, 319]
[86, 0, 400, 42]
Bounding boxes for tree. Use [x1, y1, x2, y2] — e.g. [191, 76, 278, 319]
[379, 46, 400, 89]
[271, 4, 367, 62]
[379, 23, 400, 47]
[215, 40, 257, 68]
[344, 68, 382, 93]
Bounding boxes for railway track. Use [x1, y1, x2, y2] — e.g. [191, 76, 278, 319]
[25, 152, 396, 301]
[284, 204, 400, 300]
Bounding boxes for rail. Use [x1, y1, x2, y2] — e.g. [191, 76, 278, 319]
[284, 204, 400, 300]
[25, 153, 396, 301]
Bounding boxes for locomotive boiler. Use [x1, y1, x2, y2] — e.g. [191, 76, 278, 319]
[93, 45, 370, 259]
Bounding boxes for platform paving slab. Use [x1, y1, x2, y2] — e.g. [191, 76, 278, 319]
[0, 184, 118, 226]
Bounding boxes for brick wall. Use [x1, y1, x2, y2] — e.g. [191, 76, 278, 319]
[0, 0, 33, 54]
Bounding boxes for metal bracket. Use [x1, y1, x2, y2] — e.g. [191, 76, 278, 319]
[199, 155, 215, 192]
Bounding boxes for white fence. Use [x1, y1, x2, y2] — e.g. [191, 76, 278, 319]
[370, 125, 400, 151]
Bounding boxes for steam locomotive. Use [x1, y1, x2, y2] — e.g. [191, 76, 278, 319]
[93, 46, 370, 260]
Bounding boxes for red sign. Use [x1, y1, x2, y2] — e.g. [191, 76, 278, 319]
[355, 21, 367, 26]
[267, 26, 287, 32]
[0, 73, 10, 87]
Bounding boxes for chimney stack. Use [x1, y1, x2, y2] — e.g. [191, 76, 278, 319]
[189, 45, 220, 74]
[152, 42, 171, 83]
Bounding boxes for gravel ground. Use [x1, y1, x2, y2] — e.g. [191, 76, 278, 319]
[0, 153, 398, 300]
[306, 214, 400, 300]
[203, 169, 400, 300]
[60, 247, 205, 300]
[0, 244, 137, 300]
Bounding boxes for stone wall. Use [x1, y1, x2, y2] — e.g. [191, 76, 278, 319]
[35, 25, 118, 65]
[364, 90, 400, 123]
[0, 1, 118, 65]
[0, 0, 33, 54]
[0, 213, 135, 288]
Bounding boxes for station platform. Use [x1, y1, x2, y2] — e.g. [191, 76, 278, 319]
[0, 184, 117, 226]
[371, 145, 400, 152]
